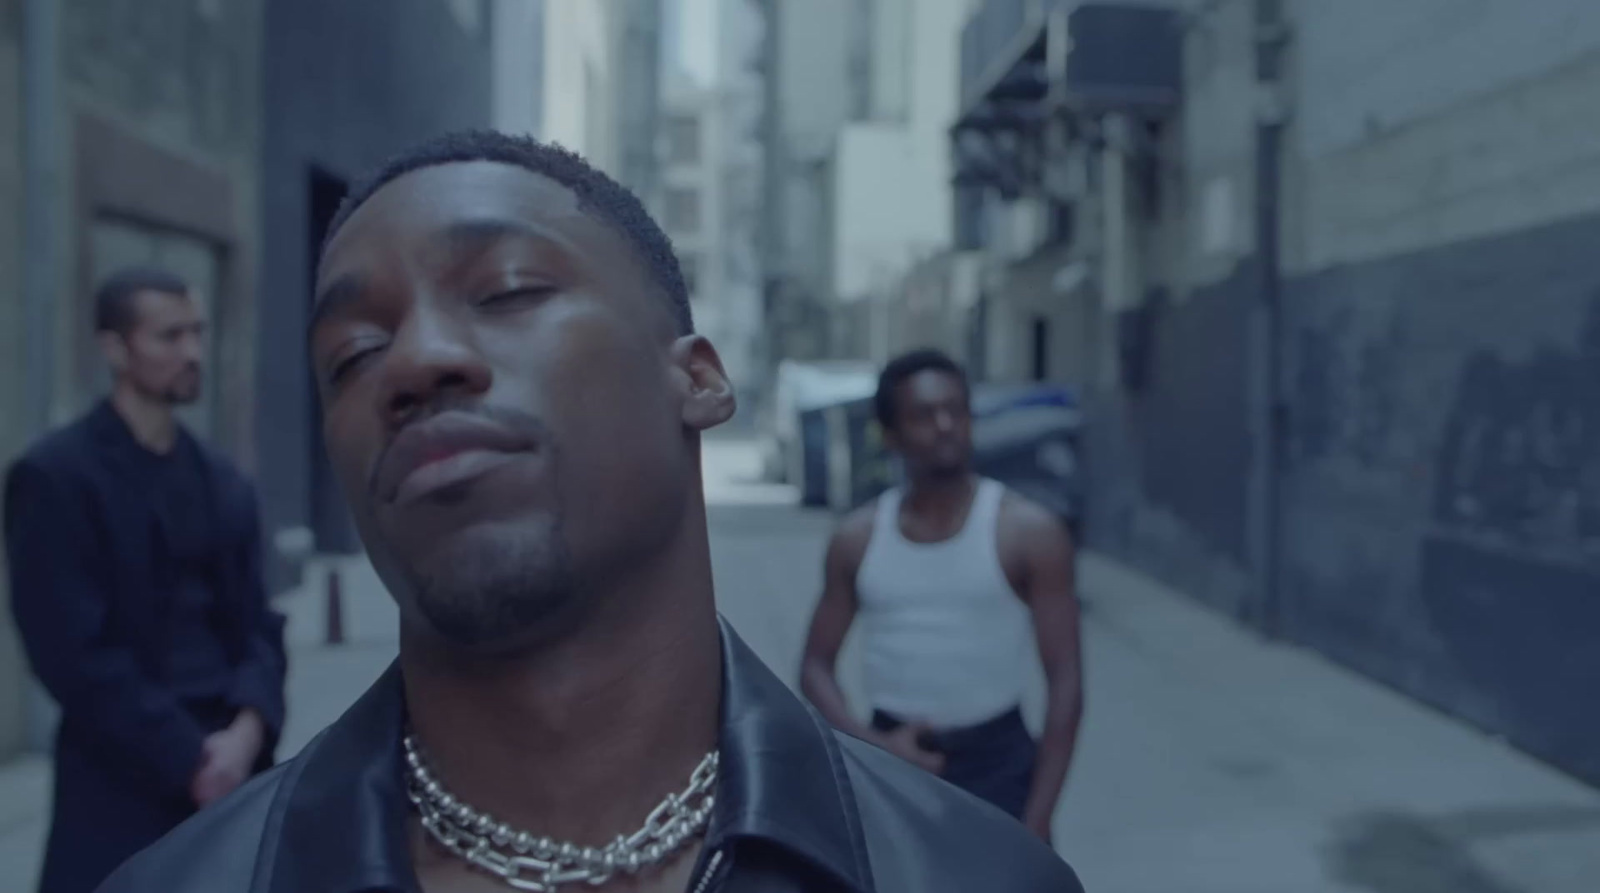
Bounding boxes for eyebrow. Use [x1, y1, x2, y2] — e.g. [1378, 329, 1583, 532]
[442, 216, 550, 252]
[307, 216, 563, 341]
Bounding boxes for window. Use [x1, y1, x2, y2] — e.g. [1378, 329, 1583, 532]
[666, 115, 700, 165]
[665, 186, 701, 234]
[678, 254, 700, 298]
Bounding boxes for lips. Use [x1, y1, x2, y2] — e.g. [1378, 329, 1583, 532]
[374, 411, 536, 506]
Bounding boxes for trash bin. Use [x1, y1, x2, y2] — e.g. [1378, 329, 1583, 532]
[797, 406, 832, 508]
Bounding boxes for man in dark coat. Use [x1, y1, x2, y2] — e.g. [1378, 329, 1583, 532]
[3, 267, 288, 893]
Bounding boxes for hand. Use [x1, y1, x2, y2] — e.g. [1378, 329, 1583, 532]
[190, 711, 265, 808]
[1024, 813, 1055, 845]
[873, 723, 946, 775]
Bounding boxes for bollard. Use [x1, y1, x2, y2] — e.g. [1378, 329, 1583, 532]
[326, 565, 346, 646]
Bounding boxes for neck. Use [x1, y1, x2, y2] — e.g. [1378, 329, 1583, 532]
[904, 468, 976, 511]
[400, 499, 724, 848]
[110, 384, 176, 453]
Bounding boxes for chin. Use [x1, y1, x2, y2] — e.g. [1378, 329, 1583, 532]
[395, 520, 580, 651]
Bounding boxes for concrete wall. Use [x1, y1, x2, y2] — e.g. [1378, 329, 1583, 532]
[611, 0, 664, 201]
[492, 0, 545, 137]
[0, 0, 27, 760]
[1082, 0, 1600, 784]
[1273, 0, 1600, 785]
[255, 0, 492, 587]
[762, 0, 855, 363]
[828, 0, 971, 369]
[542, 0, 615, 170]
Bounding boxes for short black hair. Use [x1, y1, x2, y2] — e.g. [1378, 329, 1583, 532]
[874, 348, 969, 429]
[322, 129, 693, 335]
[94, 267, 189, 335]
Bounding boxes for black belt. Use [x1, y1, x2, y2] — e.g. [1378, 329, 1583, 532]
[872, 706, 1027, 753]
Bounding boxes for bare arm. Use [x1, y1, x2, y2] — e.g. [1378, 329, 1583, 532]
[799, 509, 878, 742]
[1011, 501, 1085, 840]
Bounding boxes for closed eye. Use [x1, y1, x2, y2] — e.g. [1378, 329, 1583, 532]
[327, 346, 382, 385]
[477, 285, 557, 310]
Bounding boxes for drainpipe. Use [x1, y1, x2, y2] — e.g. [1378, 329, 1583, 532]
[1250, 0, 1290, 636]
[22, 0, 62, 752]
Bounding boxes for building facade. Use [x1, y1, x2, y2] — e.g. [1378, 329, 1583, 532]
[952, 0, 1600, 786]
[254, 0, 494, 589]
[660, 0, 766, 417]
[757, 0, 858, 365]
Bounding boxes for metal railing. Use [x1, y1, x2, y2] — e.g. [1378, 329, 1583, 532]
[960, 0, 1052, 113]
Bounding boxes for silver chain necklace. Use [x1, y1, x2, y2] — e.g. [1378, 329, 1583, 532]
[403, 735, 719, 892]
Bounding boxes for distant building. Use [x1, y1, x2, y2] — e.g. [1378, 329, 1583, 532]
[660, 0, 766, 416]
[756, 0, 858, 366]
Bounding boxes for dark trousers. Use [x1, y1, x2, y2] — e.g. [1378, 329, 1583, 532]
[871, 706, 1038, 819]
[39, 696, 237, 893]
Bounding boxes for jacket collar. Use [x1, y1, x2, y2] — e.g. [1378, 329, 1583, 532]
[264, 619, 875, 893]
[86, 397, 197, 462]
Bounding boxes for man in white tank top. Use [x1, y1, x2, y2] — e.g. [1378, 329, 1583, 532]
[800, 349, 1085, 842]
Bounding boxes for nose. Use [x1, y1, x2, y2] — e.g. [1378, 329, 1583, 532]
[375, 309, 492, 427]
[180, 329, 205, 365]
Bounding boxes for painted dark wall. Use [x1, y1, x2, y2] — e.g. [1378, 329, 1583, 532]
[1281, 213, 1600, 786]
[1084, 264, 1257, 619]
[1085, 212, 1600, 786]
[256, 0, 492, 589]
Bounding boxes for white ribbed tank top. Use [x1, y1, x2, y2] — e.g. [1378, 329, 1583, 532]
[855, 477, 1031, 728]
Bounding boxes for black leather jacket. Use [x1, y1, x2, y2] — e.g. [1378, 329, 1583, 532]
[99, 621, 1084, 892]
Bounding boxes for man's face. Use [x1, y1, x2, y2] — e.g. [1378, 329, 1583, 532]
[310, 161, 729, 652]
[886, 369, 973, 478]
[106, 289, 205, 405]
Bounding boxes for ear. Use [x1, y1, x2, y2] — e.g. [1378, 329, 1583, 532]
[669, 335, 736, 432]
[98, 331, 129, 373]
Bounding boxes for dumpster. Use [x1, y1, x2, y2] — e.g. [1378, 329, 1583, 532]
[796, 405, 832, 507]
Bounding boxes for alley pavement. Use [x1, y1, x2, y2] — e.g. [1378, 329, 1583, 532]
[2, 438, 1598, 891]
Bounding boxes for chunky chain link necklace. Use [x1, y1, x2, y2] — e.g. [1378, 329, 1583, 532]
[403, 734, 719, 891]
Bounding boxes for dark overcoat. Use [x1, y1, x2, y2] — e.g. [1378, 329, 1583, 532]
[3, 401, 287, 893]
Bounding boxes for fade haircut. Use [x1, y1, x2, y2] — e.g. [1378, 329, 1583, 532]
[321, 129, 694, 334]
[874, 348, 970, 430]
[94, 267, 190, 336]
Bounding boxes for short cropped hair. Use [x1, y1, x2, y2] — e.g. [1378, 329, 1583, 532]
[94, 267, 190, 335]
[874, 348, 970, 429]
[322, 129, 693, 334]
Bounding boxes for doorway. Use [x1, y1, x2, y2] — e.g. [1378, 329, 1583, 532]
[306, 167, 359, 554]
